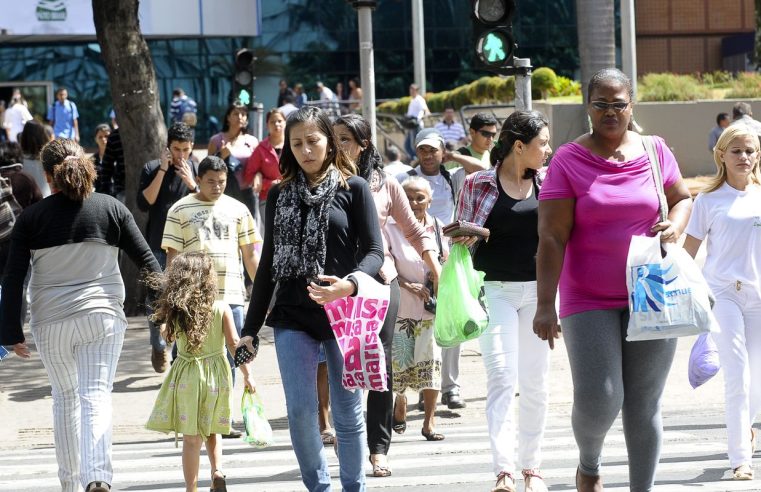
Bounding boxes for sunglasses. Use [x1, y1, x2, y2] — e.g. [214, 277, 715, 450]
[478, 130, 497, 139]
[590, 101, 630, 112]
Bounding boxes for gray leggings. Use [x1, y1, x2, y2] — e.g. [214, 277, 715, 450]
[562, 308, 676, 492]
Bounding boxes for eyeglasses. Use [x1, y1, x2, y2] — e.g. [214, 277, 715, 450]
[590, 101, 630, 112]
[478, 130, 497, 139]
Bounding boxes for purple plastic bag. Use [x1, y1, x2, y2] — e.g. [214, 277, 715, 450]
[688, 332, 720, 389]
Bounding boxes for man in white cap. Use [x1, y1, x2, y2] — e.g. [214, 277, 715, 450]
[396, 128, 455, 224]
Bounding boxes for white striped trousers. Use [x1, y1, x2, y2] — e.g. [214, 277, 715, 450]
[31, 313, 126, 492]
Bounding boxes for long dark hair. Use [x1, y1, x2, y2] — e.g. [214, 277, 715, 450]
[221, 102, 249, 133]
[279, 106, 356, 188]
[490, 110, 549, 179]
[333, 113, 384, 184]
[19, 120, 49, 158]
[39, 139, 96, 201]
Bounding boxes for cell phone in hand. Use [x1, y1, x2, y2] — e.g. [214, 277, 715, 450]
[234, 345, 255, 367]
[0, 346, 11, 361]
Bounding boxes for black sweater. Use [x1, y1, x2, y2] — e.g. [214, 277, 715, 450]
[0, 192, 161, 345]
[243, 176, 384, 341]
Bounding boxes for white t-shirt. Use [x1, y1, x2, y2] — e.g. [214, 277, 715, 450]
[406, 94, 428, 119]
[4, 103, 33, 143]
[685, 182, 761, 293]
[396, 167, 454, 224]
[384, 161, 412, 176]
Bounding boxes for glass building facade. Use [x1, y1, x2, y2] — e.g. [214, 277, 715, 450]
[0, 0, 580, 143]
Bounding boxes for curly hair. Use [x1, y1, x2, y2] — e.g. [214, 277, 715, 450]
[39, 139, 95, 201]
[146, 252, 218, 354]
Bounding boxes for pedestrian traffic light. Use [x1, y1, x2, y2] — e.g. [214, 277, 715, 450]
[233, 48, 255, 108]
[472, 0, 516, 75]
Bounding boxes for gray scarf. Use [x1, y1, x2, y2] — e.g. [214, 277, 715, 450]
[272, 168, 339, 281]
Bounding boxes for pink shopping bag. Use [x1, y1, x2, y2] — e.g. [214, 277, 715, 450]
[323, 272, 390, 391]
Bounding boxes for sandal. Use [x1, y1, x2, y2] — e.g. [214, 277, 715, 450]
[522, 469, 548, 492]
[321, 429, 335, 445]
[491, 471, 516, 492]
[392, 395, 407, 434]
[421, 428, 445, 441]
[85, 482, 110, 492]
[211, 469, 227, 492]
[733, 464, 754, 480]
[369, 454, 392, 477]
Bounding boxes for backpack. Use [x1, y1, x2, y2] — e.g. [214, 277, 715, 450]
[0, 175, 22, 242]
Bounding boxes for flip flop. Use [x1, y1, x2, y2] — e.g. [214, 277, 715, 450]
[369, 455, 392, 477]
[321, 430, 335, 445]
[392, 395, 407, 434]
[421, 429, 445, 441]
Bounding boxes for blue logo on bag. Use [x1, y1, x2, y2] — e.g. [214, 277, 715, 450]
[631, 264, 677, 313]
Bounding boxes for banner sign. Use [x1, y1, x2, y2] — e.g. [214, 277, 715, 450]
[0, 0, 261, 37]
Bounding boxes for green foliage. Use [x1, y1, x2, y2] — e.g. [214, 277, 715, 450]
[698, 70, 734, 87]
[551, 76, 582, 97]
[531, 67, 558, 99]
[726, 72, 761, 98]
[638, 73, 711, 102]
[376, 76, 516, 114]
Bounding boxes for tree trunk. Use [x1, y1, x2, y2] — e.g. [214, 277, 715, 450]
[93, 0, 166, 314]
[576, 0, 616, 104]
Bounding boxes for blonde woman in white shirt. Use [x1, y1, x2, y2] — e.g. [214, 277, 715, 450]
[684, 124, 761, 481]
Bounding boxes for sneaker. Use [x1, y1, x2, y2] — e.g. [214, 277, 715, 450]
[491, 471, 516, 492]
[151, 348, 169, 373]
[733, 464, 754, 480]
[441, 391, 466, 409]
[522, 469, 548, 492]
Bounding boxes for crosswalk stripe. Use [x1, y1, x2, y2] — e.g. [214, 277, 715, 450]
[2, 421, 758, 491]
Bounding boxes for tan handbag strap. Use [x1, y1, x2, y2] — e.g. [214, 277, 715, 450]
[643, 135, 669, 223]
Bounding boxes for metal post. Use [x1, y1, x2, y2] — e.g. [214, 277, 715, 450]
[513, 58, 532, 111]
[411, 0, 426, 95]
[357, 5, 377, 145]
[621, 0, 638, 99]
[250, 102, 264, 141]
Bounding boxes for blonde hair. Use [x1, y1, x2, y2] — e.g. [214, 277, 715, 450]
[705, 125, 761, 193]
[146, 252, 217, 354]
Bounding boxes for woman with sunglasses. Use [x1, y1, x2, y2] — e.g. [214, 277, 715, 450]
[534, 68, 692, 492]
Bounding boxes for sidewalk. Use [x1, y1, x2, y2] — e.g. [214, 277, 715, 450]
[0, 315, 725, 451]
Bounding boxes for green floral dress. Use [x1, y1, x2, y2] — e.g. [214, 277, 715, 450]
[146, 301, 232, 438]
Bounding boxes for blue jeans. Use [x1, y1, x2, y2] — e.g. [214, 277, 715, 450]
[274, 327, 366, 492]
[227, 304, 244, 385]
[147, 249, 167, 352]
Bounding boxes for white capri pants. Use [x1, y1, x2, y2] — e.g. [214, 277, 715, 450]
[31, 313, 127, 492]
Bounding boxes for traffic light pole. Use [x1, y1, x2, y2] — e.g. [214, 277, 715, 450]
[513, 57, 532, 112]
[356, 4, 378, 145]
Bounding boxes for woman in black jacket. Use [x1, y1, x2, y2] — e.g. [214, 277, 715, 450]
[239, 107, 384, 492]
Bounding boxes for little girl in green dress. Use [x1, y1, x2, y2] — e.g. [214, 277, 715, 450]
[146, 252, 255, 492]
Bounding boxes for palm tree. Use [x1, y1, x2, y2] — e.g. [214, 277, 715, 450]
[576, 0, 616, 102]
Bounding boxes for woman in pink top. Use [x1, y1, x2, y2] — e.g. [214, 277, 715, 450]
[534, 68, 692, 492]
[334, 114, 441, 478]
[245, 108, 285, 236]
[207, 102, 259, 216]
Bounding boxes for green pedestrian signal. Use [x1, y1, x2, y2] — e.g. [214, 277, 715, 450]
[472, 0, 516, 74]
[237, 89, 251, 106]
[232, 48, 256, 108]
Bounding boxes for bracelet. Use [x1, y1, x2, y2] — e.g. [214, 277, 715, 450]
[157, 168, 167, 173]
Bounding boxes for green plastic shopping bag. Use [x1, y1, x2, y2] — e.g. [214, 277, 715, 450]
[241, 388, 273, 448]
[434, 243, 489, 347]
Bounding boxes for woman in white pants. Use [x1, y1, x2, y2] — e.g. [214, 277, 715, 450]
[684, 124, 761, 481]
[454, 111, 553, 492]
[0, 139, 161, 492]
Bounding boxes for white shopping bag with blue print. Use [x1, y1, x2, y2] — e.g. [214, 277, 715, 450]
[626, 234, 717, 341]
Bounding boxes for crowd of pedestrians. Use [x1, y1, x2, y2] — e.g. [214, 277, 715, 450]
[1, 66, 761, 492]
